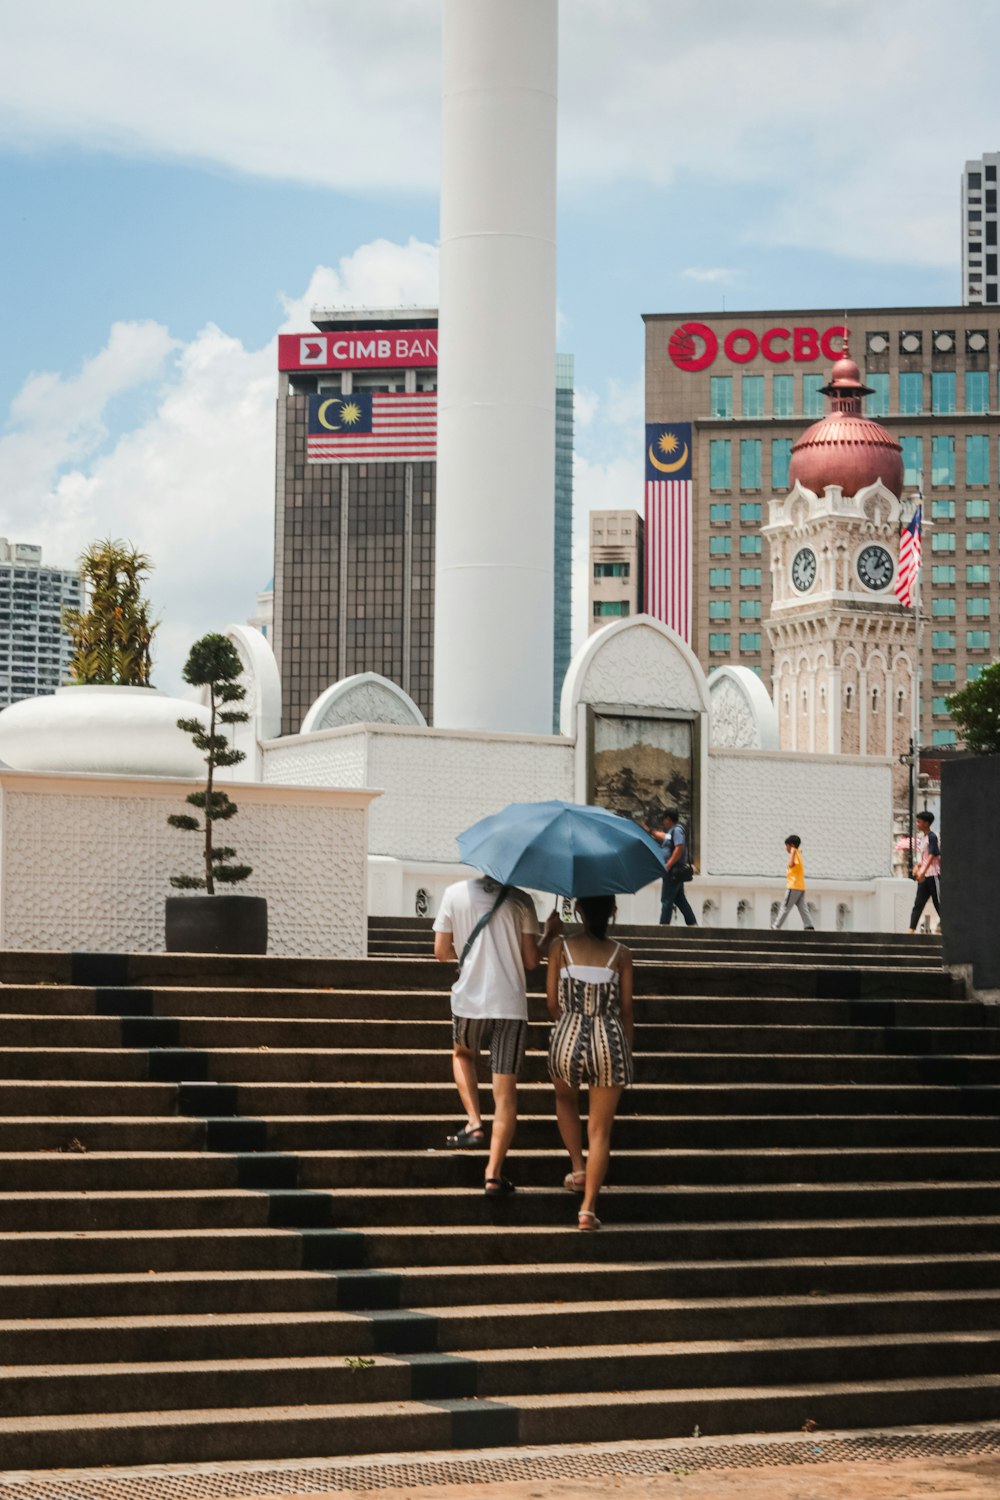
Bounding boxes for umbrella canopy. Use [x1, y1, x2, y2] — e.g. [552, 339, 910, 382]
[456, 799, 666, 898]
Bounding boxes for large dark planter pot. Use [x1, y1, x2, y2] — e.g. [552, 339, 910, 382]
[165, 895, 268, 955]
[941, 754, 1000, 989]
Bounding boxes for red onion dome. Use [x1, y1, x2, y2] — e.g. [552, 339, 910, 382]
[788, 351, 903, 499]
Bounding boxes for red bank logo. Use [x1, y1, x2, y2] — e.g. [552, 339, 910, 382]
[667, 323, 848, 370]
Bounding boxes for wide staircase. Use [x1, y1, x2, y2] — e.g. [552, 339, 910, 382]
[0, 925, 998, 1472]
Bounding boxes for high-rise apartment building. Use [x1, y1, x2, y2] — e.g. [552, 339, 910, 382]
[962, 153, 1000, 306]
[0, 540, 81, 708]
[644, 307, 1000, 749]
[588, 510, 644, 633]
[273, 309, 574, 735]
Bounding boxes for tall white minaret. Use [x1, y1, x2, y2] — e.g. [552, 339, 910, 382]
[434, 0, 558, 733]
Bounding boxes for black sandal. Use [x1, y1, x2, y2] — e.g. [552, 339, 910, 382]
[484, 1175, 516, 1197]
[446, 1124, 486, 1148]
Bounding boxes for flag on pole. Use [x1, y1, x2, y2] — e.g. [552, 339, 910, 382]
[894, 503, 922, 608]
[307, 392, 437, 462]
[644, 422, 692, 640]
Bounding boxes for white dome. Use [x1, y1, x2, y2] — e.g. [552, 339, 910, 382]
[0, 686, 211, 778]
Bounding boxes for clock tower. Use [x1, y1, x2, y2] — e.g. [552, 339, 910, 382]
[763, 350, 914, 800]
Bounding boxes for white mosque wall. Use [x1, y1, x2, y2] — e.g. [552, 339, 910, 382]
[0, 771, 376, 957]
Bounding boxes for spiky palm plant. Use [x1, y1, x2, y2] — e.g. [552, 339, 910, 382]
[168, 634, 252, 894]
[63, 539, 158, 685]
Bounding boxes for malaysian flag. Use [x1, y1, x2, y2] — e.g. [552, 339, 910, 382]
[895, 503, 923, 608]
[644, 422, 692, 640]
[307, 392, 436, 462]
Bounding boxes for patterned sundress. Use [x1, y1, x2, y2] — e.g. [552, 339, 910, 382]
[548, 941, 634, 1089]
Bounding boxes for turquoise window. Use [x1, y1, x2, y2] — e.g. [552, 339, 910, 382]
[803, 375, 824, 417]
[710, 439, 732, 490]
[967, 564, 992, 583]
[740, 439, 762, 489]
[709, 567, 731, 587]
[931, 500, 955, 520]
[742, 375, 764, 418]
[899, 372, 923, 415]
[966, 370, 990, 413]
[900, 435, 923, 486]
[709, 633, 731, 652]
[931, 599, 956, 616]
[740, 535, 762, 555]
[593, 601, 630, 618]
[593, 562, 630, 577]
[966, 499, 991, 519]
[709, 503, 731, 524]
[740, 502, 762, 523]
[931, 565, 956, 583]
[709, 600, 731, 619]
[968, 598, 990, 616]
[931, 531, 955, 552]
[967, 629, 991, 649]
[931, 434, 955, 486]
[772, 375, 794, 418]
[739, 632, 761, 653]
[968, 664, 985, 682]
[739, 567, 762, 586]
[931, 630, 955, 648]
[771, 438, 792, 491]
[866, 372, 890, 416]
[967, 532, 990, 551]
[710, 536, 732, 555]
[710, 376, 733, 419]
[932, 728, 957, 746]
[966, 434, 990, 484]
[931, 697, 950, 715]
[932, 371, 956, 414]
[932, 663, 956, 683]
[739, 599, 761, 618]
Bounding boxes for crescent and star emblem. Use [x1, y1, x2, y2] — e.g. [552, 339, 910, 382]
[317, 399, 364, 431]
[648, 431, 689, 473]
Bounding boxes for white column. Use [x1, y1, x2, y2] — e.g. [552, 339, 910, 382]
[434, 0, 558, 733]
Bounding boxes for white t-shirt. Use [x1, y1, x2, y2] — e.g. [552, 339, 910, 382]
[433, 877, 540, 1020]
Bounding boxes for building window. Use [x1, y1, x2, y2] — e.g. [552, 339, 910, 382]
[932, 728, 957, 746]
[593, 561, 630, 577]
[803, 374, 824, 417]
[710, 439, 732, 491]
[709, 567, 731, 587]
[592, 600, 631, 618]
[739, 439, 762, 489]
[966, 370, 990, 413]
[739, 566, 762, 586]
[708, 632, 731, 653]
[739, 535, 762, 555]
[932, 371, 956, 415]
[931, 434, 955, 486]
[932, 696, 950, 715]
[967, 531, 991, 552]
[931, 532, 956, 553]
[931, 565, 956, 583]
[772, 375, 794, 418]
[931, 501, 956, 521]
[739, 632, 761, 653]
[967, 598, 990, 617]
[932, 663, 956, 683]
[966, 434, 990, 485]
[968, 629, 992, 650]
[709, 600, 731, 620]
[740, 502, 762, 523]
[968, 663, 985, 682]
[931, 599, 956, 617]
[742, 375, 764, 418]
[931, 631, 956, 649]
[709, 503, 732, 524]
[967, 564, 992, 584]
[866, 372, 890, 417]
[710, 375, 733, 419]
[709, 536, 732, 555]
[900, 435, 923, 487]
[899, 372, 923, 415]
[966, 499, 991, 520]
[739, 598, 761, 618]
[771, 439, 792, 492]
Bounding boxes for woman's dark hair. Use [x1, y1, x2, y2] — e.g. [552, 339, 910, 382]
[576, 894, 616, 940]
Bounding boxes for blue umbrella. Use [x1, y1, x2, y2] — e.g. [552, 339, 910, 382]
[456, 800, 666, 898]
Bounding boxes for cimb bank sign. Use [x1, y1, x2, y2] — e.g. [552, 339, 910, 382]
[667, 321, 848, 372]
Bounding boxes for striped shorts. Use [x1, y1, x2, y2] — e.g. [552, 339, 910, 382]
[452, 1014, 528, 1077]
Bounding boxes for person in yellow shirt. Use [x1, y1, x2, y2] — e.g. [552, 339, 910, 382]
[772, 834, 816, 931]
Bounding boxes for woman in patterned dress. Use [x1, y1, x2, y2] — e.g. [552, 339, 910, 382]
[546, 894, 634, 1230]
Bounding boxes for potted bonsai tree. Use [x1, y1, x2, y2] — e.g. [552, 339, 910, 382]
[165, 632, 267, 954]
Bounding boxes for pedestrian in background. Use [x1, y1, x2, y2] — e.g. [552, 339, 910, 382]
[772, 834, 816, 931]
[646, 807, 698, 927]
[908, 810, 942, 934]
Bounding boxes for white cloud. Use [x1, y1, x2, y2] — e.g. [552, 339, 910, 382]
[682, 267, 738, 284]
[279, 239, 439, 330]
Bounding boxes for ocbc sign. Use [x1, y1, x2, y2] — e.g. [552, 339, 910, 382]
[667, 321, 849, 372]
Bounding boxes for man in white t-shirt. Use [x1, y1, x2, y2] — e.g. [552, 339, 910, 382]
[434, 875, 562, 1196]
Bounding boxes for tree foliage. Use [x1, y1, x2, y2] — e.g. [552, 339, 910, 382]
[63, 539, 158, 686]
[168, 634, 252, 894]
[945, 660, 1000, 755]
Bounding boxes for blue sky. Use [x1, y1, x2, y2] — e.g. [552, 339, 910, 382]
[0, 0, 993, 689]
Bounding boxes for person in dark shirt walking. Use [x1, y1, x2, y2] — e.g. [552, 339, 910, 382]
[908, 810, 942, 934]
[646, 807, 698, 926]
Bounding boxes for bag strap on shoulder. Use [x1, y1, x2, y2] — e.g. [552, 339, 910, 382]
[457, 884, 512, 972]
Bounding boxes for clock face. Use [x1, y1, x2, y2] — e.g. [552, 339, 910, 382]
[791, 546, 817, 593]
[857, 544, 894, 591]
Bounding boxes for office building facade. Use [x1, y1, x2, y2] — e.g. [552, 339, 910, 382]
[962, 153, 1000, 306]
[589, 510, 644, 633]
[273, 310, 574, 735]
[0, 540, 81, 708]
[644, 306, 1000, 748]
